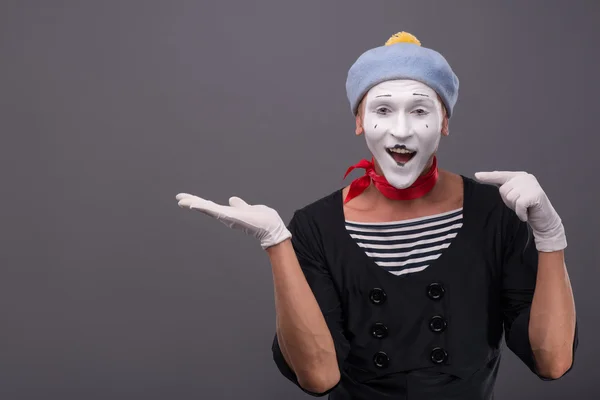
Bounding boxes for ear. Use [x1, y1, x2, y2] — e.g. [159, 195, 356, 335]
[441, 115, 449, 136]
[355, 113, 364, 136]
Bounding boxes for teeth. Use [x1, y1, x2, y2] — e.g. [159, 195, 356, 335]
[389, 148, 415, 154]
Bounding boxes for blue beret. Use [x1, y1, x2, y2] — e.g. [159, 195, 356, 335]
[346, 34, 459, 117]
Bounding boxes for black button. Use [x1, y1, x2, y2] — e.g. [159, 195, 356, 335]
[373, 351, 390, 368]
[369, 288, 387, 305]
[371, 322, 389, 339]
[426, 283, 445, 300]
[430, 347, 448, 364]
[429, 315, 447, 333]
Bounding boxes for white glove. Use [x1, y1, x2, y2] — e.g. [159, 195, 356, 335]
[176, 193, 292, 250]
[474, 171, 567, 252]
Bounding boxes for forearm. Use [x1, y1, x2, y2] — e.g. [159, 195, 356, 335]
[268, 239, 340, 392]
[529, 250, 576, 378]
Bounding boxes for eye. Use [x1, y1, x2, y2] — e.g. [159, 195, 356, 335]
[412, 108, 429, 116]
[376, 107, 391, 115]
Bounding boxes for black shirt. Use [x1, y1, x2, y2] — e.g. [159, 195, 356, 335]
[272, 176, 578, 399]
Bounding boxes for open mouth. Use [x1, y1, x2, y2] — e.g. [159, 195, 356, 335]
[386, 146, 417, 166]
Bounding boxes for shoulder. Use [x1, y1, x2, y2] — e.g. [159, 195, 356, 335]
[292, 188, 343, 222]
[462, 175, 523, 237]
[462, 175, 507, 214]
[463, 175, 502, 203]
[285, 188, 342, 239]
[287, 189, 342, 257]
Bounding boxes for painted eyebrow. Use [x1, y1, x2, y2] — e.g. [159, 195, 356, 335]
[374, 93, 430, 98]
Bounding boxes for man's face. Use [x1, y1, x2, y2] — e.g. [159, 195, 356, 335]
[360, 79, 445, 189]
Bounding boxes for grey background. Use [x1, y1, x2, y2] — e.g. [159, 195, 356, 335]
[1, 1, 598, 399]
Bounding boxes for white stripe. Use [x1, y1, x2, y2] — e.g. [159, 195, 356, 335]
[346, 214, 463, 234]
[375, 253, 441, 267]
[345, 208, 463, 226]
[364, 242, 451, 259]
[350, 223, 463, 241]
[386, 264, 430, 276]
[356, 232, 458, 250]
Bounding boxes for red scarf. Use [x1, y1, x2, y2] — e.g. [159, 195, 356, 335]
[343, 156, 439, 203]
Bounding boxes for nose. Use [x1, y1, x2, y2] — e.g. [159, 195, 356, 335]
[389, 113, 413, 140]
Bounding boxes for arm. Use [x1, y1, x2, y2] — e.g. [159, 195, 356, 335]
[475, 171, 578, 380]
[270, 210, 350, 396]
[500, 219, 578, 381]
[175, 193, 349, 394]
[529, 250, 576, 378]
[268, 239, 341, 393]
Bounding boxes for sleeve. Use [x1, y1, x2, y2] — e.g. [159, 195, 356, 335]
[271, 209, 351, 396]
[500, 206, 579, 380]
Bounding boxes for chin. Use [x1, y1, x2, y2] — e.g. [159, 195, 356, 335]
[386, 175, 418, 189]
[377, 160, 419, 189]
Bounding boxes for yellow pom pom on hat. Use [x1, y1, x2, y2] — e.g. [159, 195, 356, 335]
[346, 30, 459, 117]
[384, 31, 421, 46]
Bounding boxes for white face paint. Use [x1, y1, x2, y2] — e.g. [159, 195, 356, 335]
[362, 79, 444, 189]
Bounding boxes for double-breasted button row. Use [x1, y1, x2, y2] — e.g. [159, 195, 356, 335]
[368, 285, 449, 368]
[369, 289, 389, 367]
[427, 283, 448, 364]
[372, 284, 445, 303]
[372, 347, 448, 368]
[372, 345, 448, 367]
[370, 284, 445, 305]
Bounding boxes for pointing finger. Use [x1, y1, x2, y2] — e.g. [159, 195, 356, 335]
[474, 171, 522, 185]
[176, 193, 198, 201]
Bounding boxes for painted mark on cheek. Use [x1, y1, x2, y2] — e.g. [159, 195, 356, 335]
[374, 124, 377, 129]
[426, 124, 428, 128]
